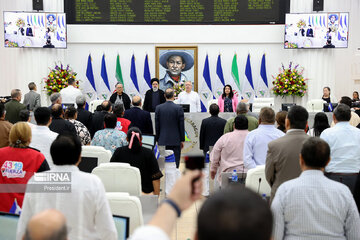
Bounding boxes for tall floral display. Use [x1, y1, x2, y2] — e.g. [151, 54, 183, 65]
[44, 63, 79, 96]
[272, 62, 308, 97]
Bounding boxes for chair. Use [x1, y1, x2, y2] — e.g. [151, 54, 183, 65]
[79, 146, 112, 173]
[106, 192, 144, 235]
[251, 98, 274, 113]
[245, 165, 271, 196]
[89, 99, 104, 113]
[92, 163, 142, 196]
[306, 99, 325, 112]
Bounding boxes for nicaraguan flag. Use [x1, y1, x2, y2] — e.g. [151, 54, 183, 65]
[199, 55, 215, 112]
[84, 54, 97, 104]
[144, 54, 151, 89]
[213, 54, 225, 98]
[97, 54, 111, 100]
[328, 102, 333, 112]
[153, 144, 160, 160]
[130, 54, 140, 93]
[242, 54, 256, 101]
[256, 54, 269, 97]
[9, 199, 21, 215]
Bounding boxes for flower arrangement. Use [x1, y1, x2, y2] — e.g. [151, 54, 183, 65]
[297, 19, 306, 29]
[44, 63, 79, 96]
[173, 82, 185, 98]
[15, 18, 25, 28]
[272, 62, 307, 97]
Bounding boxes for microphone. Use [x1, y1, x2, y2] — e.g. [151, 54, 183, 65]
[257, 177, 262, 194]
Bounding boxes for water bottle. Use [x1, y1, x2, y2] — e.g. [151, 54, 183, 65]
[262, 193, 267, 201]
[231, 169, 238, 182]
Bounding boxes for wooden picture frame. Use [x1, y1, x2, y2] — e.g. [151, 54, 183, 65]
[155, 46, 198, 92]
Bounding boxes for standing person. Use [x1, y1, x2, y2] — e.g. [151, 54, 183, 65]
[155, 88, 185, 168]
[199, 103, 226, 156]
[0, 103, 13, 148]
[322, 86, 337, 103]
[124, 96, 153, 135]
[224, 102, 258, 133]
[275, 111, 287, 133]
[217, 84, 238, 112]
[23, 82, 41, 111]
[59, 78, 82, 106]
[307, 112, 330, 137]
[76, 95, 93, 131]
[265, 106, 310, 202]
[143, 78, 166, 112]
[109, 83, 131, 110]
[5, 89, 26, 124]
[113, 103, 131, 134]
[177, 81, 201, 113]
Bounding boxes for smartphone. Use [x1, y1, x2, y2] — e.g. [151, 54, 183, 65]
[185, 155, 205, 170]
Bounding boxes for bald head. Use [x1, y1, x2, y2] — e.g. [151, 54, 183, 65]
[132, 96, 142, 107]
[23, 209, 67, 240]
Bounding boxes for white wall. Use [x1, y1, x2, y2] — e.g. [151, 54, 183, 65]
[1, 0, 359, 107]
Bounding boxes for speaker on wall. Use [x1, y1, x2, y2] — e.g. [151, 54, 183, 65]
[32, 0, 43, 11]
[313, 0, 324, 11]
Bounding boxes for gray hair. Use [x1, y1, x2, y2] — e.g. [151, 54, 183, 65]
[236, 102, 247, 114]
[11, 89, 21, 99]
[75, 95, 86, 107]
[50, 93, 61, 104]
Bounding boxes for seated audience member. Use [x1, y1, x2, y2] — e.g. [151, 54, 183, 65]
[322, 86, 337, 103]
[243, 107, 284, 169]
[321, 104, 360, 194]
[59, 78, 82, 105]
[199, 103, 227, 156]
[49, 93, 62, 110]
[91, 100, 112, 137]
[0, 103, 13, 148]
[210, 115, 249, 186]
[131, 171, 272, 240]
[30, 107, 58, 169]
[65, 106, 91, 145]
[272, 137, 360, 239]
[307, 112, 330, 137]
[177, 81, 201, 112]
[17, 135, 117, 240]
[266, 106, 310, 202]
[23, 82, 41, 111]
[110, 83, 131, 110]
[5, 89, 26, 124]
[49, 104, 77, 136]
[330, 96, 360, 127]
[275, 111, 287, 133]
[91, 113, 127, 154]
[124, 96, 153, 134]
[113, 103, 131, 134]
[22, 209, 67, 240]
[75, 95, 92, 131]
[352, 91, 359, 102]
[0, 122, 49, 212]
[110, 127, 163, 195]
[224, 102, 258, 133]
[217, 84, 238, 112]
[143, 78, 166, 112]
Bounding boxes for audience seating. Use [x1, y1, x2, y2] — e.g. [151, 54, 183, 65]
[92, 163, 142, 196]
[251, 98, 275, 113]
[245, 165, 271, 196]
[79, 146, 112, 173]
[306, 99, 325, 112]
[106, 192, 144, 235]
[89, 99, 104, 113]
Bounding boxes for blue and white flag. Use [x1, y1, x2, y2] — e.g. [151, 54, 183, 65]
[83, 54, 97, 104]
[256, 54, 270, 97]
[328, 102, 333, 112]
[153, 144, 160, 160]
[96, 54, 111, 100]
[130, 54, 140, 94]
[213, 54, 225, 98]
[9, 199, 21, 215]
[144, 54, 151, 89]
[199, 55, 215, 112]
[242, 54, 256, 101]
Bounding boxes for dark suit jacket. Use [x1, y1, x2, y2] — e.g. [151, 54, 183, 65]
[109, 92, 131, 110]
[49, 117, 77, 136]
[265, 129, 310, 201]
[90, 111, 107, 138]
[123, 107, 153, 135]
[77, 108, 93, 131]
[143, 89, 166, 112]
[155, 101, 185, 146]
[23, 91, 41, 111]
[199, 115, 227, 153]
[4, 99, 26, 124]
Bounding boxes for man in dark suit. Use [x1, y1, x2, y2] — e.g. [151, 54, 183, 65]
[5, 89, 26, 124]
[90, 100, 112, 138]
[23, 82, 41, 111]
[199, 103, 226, 156]
[265, 105, 310, 202]
[124, 96, 153, 135]
[75, 95, 92, 131]
[155, 88, 185, 168]
[143, 78, 166, 112]
[109, 83, 131, 110]
[49, 104, 77, 136]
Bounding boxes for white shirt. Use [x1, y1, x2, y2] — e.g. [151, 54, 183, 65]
[271, 170, 360, 240]
[16, 165, 117, 240]
[177, 91, 201, 112]
[29, 125, 58, 169]
[243, 124, 284, 169]
[60, 85, 82, 105]
[130, 225, 169, 240]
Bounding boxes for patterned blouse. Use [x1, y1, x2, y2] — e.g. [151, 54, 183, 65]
[224, 97, 233, 112]
[91, 128, 128, 154]
[67, 119, 91, 145]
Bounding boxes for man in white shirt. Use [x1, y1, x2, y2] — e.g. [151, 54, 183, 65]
[272, 137, 360, 240]
[17, 134, 117, 240]
[177, 81, 201, 112]
[59, 78, 82, 106]
[30, 107, 58, 169]
[243, 107, 284, 169]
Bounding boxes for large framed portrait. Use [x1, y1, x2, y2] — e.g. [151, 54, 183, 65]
[155, 46, 198, 92]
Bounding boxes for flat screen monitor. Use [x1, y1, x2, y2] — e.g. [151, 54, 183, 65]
[142, 134, 155, 150]
[113, 215, 129, 240]
[284, 13, 349, 49]
[323, 103, 338, 112]
[4, 11, 67, 48]
[0, 212, 19, 240]
[281, 103, 296, 111]
[180, 104, 190, 113]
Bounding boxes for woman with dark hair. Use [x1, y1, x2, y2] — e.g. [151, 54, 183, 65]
[65, 106, 91, 145]
[308, 112, 330, 137]
[275, 111, 287, 133]
[322, 87, 337, 103]
[352, 91, 359, 102]
[217, 85, 238, 112]
[110, 127, 163, 195]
